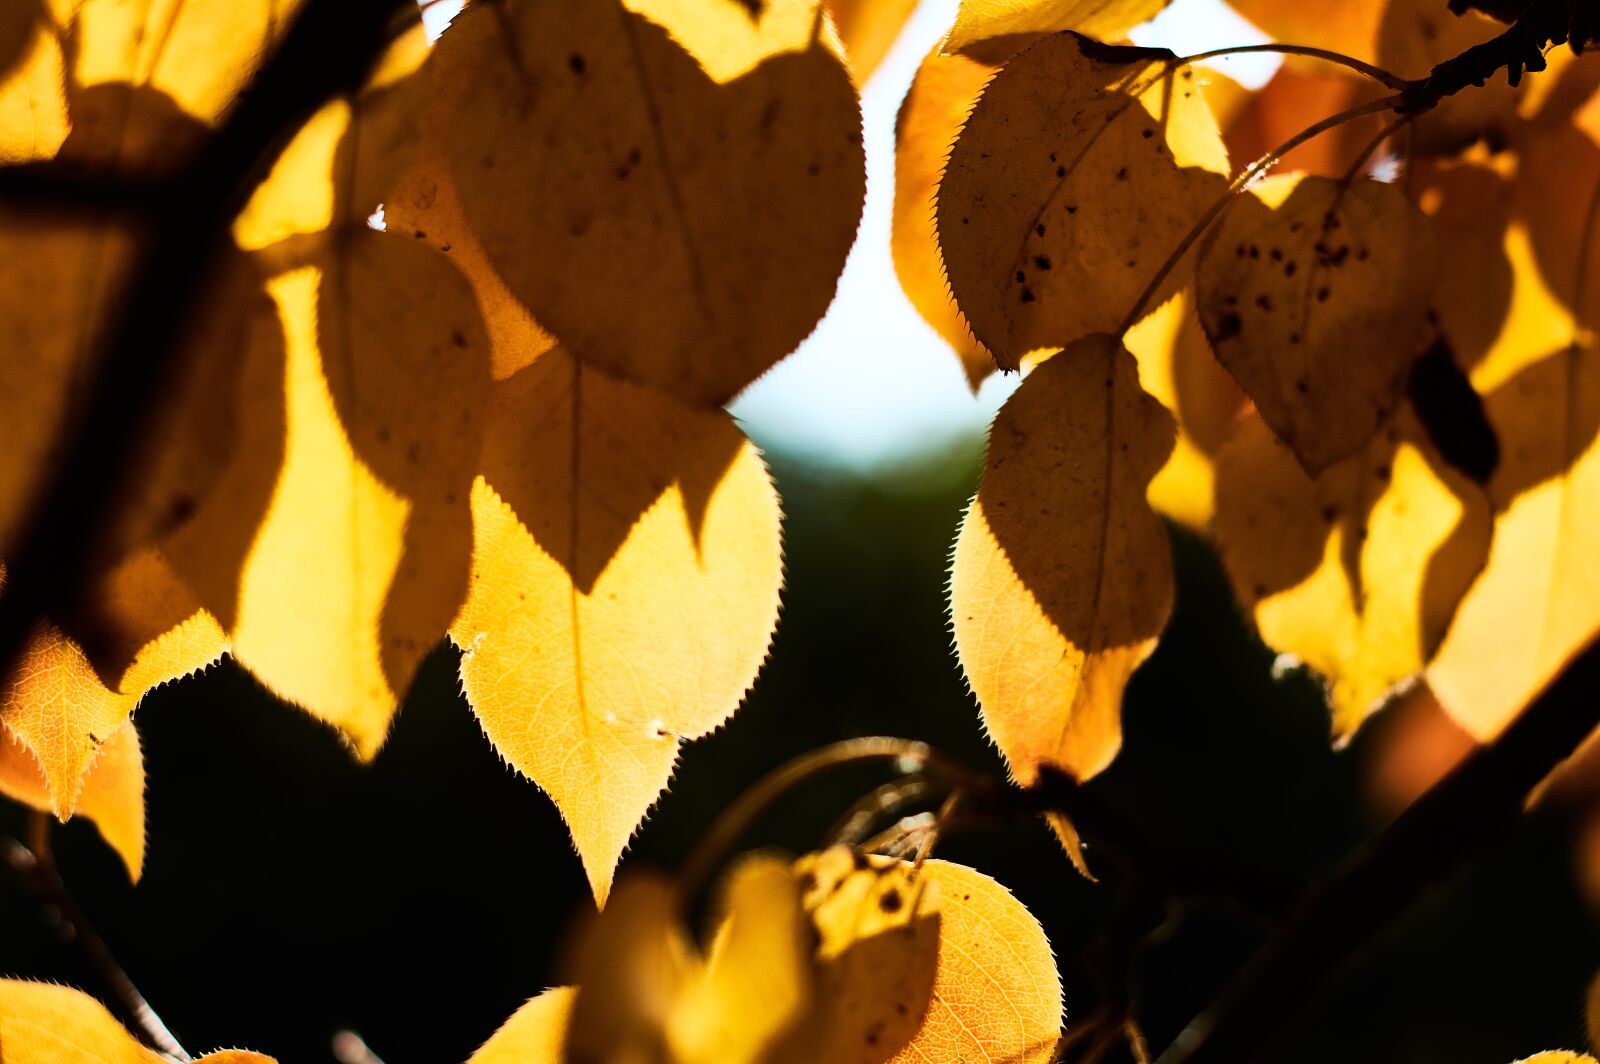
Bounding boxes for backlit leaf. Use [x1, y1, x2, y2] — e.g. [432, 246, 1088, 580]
[1222, 0, 1385, 66]
[1428, 341, 1600, 739]
[466, 987, 576, 1064]
[1214, 410, 1490, 738]
[1124, 290, 1248, 529]
[826, 0, 918, 83]
[1195, 173, 1438, 473]
[937, 33, 1229, 368]
[0, 212, 132, 556]
[0, 978, 276, 1064]
[1426, 126, 1600, 740]
[1221, 65, 1388, 179]
[233, 24, 429, 256]
[943, 0, 1171, 55]
[48, 0, 306, 174]
[0, 717, 145, 880]
[565, 856, 812, 1062]
[797, 849, 1062, 1064]
[0, 552, 223, 827]
[0, 10, 69, 163]
[452, 350, 782, 902]
[1417, 155, 1518, 378]
[434, 0, 864, 406]
[792, 847, 939, 1062]
[891, 42, 1020, 388]
[386, 43, 558, 382]
[952, 334, 1175, 782]
[222, 235, 489, 758]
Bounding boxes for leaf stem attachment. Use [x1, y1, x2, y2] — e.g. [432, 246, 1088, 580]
[678, 737, 986, 897]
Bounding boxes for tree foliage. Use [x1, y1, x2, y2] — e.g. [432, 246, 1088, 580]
[1, 0, 1599, 1059]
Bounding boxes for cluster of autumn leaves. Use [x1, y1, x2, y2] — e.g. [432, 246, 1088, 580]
[1, 0, 1599, 1058]
[918, 0, 1600, 802]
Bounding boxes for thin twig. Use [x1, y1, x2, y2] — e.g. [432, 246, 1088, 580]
[1337, 113, 1416, 186]
[826, 776, 942, 847]
[1156, 637, 1600, 1064]
[1116, 95, 1400, 335]
[1176, 44, 1408, 89]
[678, 737, 987, 896]
[6, 813, 190, 1061]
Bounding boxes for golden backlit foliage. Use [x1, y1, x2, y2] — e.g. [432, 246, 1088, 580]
[0, 0, 855, 901]
[937, 33, 1229, 368]
[952, 335, 1175, 783]
[465, 848, 1060, 1064]
[452, 350, 782, 902]
[4, 0, 1600, 1055]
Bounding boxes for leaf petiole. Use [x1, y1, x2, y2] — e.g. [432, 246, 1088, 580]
[1173, 44, 1410, 90]
[678, 737, 987, 897]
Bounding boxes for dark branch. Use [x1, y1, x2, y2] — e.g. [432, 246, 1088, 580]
[5, 813, 190, 1060]
[1156, 636, 1600, 1064]
[1402, 0, 1599, 112]
[0, 161, 162, 211]
[0, 0, 416, 689]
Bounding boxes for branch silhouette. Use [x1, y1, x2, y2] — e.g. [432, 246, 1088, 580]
[0, 0, 417, 693]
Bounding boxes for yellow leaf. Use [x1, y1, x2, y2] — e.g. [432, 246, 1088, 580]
[0, 213, 132, 555]
[797, 849, 1061, 1064]
[1222, 0, 1386, 66]
[943, 0, 1171, 55]
[1195, 173, 1438, 474]
[792, 847, 939, 1062]
[235, 25, 428, 257]
[227, 236, 489, 758]
[452, 350, 782, 902]
[1428, 343, 1600, 740]
[1416, 156, 1519, 377]
[565, 856, 812, 1063]
[1124, 290, 1248, 530]
[1513, 1056, 1600, 1064]
[952, 334, 1175, 783]
[825, 0, 918, 84]
[0, 979, 276, 1064]
[386, 29, 558, 382]
[433, 0, 864, 406]
[937, 34, 1229, 369]
[50, 0, 305, 175]
[0, 551, 223, 826]
[0, 226, 280, 571]
[0, 10, 69, 163]
[0, 718, 145, 880]
[891, 42, 1018, 389]
[1214, 410, 1490, 738]
[1426, 128, 1600, 740]
[466, 987, 576, 1064]
[671, 858, 814, 1063]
